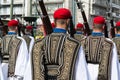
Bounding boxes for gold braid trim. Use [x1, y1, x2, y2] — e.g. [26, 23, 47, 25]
[98, 39, 113, 80]
[22, 35, 31, 52]
[8, 36, 22, 77]
[32, 39, 45, 80]
[32, 34, 80, 80]
[57, 36, 80, 80]
[74, 34, 85, 42]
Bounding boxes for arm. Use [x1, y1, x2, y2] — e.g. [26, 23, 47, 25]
[37, 0, 53, 35]
[14, 37, 29, 77]
[23, 49, 32, 80]
[23, 36, 34, 80]
[75, 46, 90, 80]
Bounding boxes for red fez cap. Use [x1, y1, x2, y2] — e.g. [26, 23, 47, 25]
[51, 23, 55, 28]
[93, 16, 105, 24]
[76, 23, 84, 29]
[26, 26, 33, 30]
[8, 20, 18, 27]
[54, 8, 72, 19]
[116, 21, 120, 27]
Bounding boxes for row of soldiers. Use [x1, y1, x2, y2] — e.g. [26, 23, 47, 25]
[0, 8, 120, 80]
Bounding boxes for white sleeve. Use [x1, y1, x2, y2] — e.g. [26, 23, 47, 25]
[29, 36, 34, 55]
[23, 37, 34, 80]
[14, 38, 29, 77]
[111, 43, 120, 80]
[75, 46, 90, 80]
[0, 60, 5, 80]
[23, 53, 32, 80]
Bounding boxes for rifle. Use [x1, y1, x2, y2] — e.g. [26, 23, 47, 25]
[75, 0, 91, 36]
[110, 19, 115, 38]
[68, 17, 76, 37]
[36, 0, 53, 35]
[17, 19, 21, 36]
[31, 27, 34, 37]
[0, 18, 8, 37]
[104, 22, 108, 38]
[106, 1, 115, 38]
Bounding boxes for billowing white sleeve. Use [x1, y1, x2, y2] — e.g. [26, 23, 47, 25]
[23, 52, 32, 80]
[0, 61, 5, 80]
[29, 36, 34, 55]
[14, 37, 29, 77]
[23, 37, 34, 80]
[111, 43, 120, 80]
[75, 46, 90, 80]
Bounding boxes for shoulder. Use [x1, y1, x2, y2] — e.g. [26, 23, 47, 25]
[34, 37, 45, 46]
[2, 35, 9, 39]
[17, 36, 25, 41]
[16, 36, 27, 44]
[103, 38, 115, 49]
[62, 34, 80, 44]
[29, 36, 34, 40]
[105, 38, 114, 44]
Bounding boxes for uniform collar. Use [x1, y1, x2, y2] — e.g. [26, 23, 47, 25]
[53, 28, 66, 33]
[76, 32, 83, 34]
[115, 34, 120, 37]
[92, 32, 103, 36]
[8, 32, 17, 35]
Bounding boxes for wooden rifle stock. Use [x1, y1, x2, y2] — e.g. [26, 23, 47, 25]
[104, 23, 108, 38]
[68, 18, 76, 37]
[110, 19, 115, 38]
[37, 0, 53, 35]
[76, 0, 91, 36]
[17, 19, 21, 36]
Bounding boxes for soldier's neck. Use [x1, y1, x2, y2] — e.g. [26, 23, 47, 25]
[93, 29, 102, 33]
[56, 26, 66, 30]
[116, 32, 120, 34]
[8, 31, 16, 33]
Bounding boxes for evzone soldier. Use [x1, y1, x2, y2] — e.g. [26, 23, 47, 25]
[1, 20, 29, 80]
[22, 25, 35, 80]
[25, 8, 90, 80]
[22, 25, 35, 54]
[81, 16, 120, 80]
[74, 23, 85, 42]
[112, 21, 120, 67]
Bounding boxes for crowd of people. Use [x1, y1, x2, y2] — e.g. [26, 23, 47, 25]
[0, 7, 120, 80]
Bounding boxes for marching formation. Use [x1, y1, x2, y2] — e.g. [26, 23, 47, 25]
[0, 1, 120, 80]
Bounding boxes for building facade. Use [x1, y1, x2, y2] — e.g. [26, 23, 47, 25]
[0, 0, 120, 26]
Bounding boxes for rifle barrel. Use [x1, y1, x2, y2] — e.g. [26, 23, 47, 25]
[38, 0, 53, 35]
[76, 1, 91, 36]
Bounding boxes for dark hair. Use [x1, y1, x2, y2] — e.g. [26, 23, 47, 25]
[116, 27, 120, 32]
[55, 19, 67, 25]
[93, 24, 104, 29]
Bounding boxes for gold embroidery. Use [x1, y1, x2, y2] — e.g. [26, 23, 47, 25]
[98, 40, 113, 80]
[74, 34, 84, 42]
[32, 39, 44, 80]
[8, 36, 21, 77]
[84, 36, 113, 80]
[58, 37, 79, 80]
[22, 35, 31, 52]
[32, 34, 80, 80]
